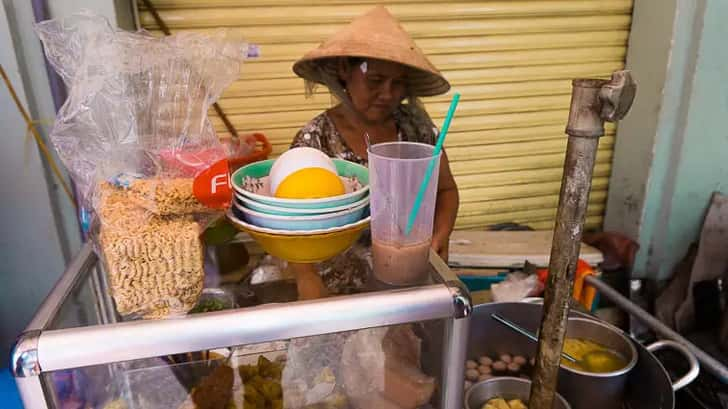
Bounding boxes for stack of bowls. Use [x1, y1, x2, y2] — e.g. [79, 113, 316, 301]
[227, 158, 371, 263]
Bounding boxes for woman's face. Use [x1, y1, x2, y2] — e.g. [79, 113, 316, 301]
[340, 58, 407, 123]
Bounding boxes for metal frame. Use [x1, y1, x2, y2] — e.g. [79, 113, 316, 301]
[11, 243, 471, 409]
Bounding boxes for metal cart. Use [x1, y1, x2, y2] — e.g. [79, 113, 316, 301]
[11, 242, 471, 408]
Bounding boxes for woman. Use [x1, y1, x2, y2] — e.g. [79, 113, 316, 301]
[288, 6, 459, 298]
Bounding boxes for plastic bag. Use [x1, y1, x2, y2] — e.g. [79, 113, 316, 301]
[35, 11, 252, 319]
[491, 272, 544, 302]
[281, 325, 435, 409]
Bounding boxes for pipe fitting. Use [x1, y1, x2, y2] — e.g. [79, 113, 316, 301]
[565, 71, 636, 138]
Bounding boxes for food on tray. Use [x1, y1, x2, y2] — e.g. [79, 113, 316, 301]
[512, 355, 527, 366]
[269, 147, 345, 199]
[482, 398, 527, 409]
[127, 178, 209, 216]
[499, 354, 513, 364]
[464, 354, 535, 390]
[562, 337, 628, 373]
[97, 183, 204, 318]
[492, 360, 508, 374]
[507, 362, 521, 375]
[478, 374, 493, 382]
[191, 365, 235, 409]
[239, 356, 284, 409]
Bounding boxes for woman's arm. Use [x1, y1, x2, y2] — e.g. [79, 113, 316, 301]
[432, 149, 459, 262]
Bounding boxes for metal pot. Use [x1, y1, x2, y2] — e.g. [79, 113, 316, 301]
[558, 317, 638, 409]
[465, 377, 571, 409]
[467, 302, 699, 409]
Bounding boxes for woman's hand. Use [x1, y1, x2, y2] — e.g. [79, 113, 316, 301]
[431, 233, 450, 262]
[432, 150, 459, 263]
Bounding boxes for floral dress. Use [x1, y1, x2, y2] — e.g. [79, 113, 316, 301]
[291, 105, 438, 166]
[290, 105, 438, 294]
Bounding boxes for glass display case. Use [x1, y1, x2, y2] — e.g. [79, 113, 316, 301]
[11, 242, 471, 409]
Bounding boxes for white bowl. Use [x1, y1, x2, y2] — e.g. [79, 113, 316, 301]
[236, 193, 370, 216]
[232, 199, 369, 231]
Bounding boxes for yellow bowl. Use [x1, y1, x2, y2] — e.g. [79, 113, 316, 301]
[227, 211, 370, 263]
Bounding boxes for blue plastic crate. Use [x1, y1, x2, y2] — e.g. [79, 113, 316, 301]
[459, 272, 508, 292]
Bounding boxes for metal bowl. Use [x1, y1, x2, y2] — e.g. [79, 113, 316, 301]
[465, 377, 571, 409]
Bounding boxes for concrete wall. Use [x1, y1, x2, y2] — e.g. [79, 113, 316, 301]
[605, 0, 728, 281]
[0, 0, 132, 362]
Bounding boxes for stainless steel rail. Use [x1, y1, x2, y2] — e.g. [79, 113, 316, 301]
[27, 242, 96, 331]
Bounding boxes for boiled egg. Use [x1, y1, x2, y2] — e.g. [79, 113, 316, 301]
[269, 147, 345, 199]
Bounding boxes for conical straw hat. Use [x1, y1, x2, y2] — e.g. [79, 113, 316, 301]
[293, 6, 450, 97]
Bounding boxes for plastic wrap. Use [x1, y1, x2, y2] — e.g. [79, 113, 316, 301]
[491, 272, 544, 302]
[35, 11, 251, 319]
[282, 325, 436, 409]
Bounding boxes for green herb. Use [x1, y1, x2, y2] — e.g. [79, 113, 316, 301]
[190, 298, 227, 314]
[202, 218, 239, 246]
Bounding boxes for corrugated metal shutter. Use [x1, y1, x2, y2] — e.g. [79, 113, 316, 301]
[138, 0, 632, 231]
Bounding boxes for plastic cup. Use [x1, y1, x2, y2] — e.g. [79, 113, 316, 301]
[368, 142, 441, 285]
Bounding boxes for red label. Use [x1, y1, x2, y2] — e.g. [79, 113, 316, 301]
[193, 159, 232, 209]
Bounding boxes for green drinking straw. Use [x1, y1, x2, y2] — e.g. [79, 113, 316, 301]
[405, 92, 460, 236]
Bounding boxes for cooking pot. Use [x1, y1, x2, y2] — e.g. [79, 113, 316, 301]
[467, 302, 699, 409]
[558, 317, 638, 409]
[465, 377, 571, 409]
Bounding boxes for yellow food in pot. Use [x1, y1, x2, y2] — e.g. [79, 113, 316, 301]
[562, 337, 628, 373]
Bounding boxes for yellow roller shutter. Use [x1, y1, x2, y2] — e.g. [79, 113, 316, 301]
[138, 0, 632, 231]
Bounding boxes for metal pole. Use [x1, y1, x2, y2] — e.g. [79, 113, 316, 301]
[529, 72, 636, 409]
[585, 275, 728, 384]
[442, 315, 470, 409]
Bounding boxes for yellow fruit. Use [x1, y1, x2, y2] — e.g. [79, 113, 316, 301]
[274, 167, 345, 199]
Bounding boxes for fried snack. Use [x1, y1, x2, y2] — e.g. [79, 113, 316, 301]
[191, 365, 235, 409]
[127, 178, 209, 216]
[97, 184, 204, 318]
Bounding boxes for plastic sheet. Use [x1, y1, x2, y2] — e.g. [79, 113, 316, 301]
[491, 272, 544, 302]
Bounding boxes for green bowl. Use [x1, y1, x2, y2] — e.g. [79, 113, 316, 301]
[231, 159, 369, 210]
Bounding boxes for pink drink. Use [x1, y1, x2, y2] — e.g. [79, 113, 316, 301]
[372, 239, 432, 285]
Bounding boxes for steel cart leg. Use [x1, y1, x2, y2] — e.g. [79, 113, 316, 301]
[441, 281, 472, 409]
